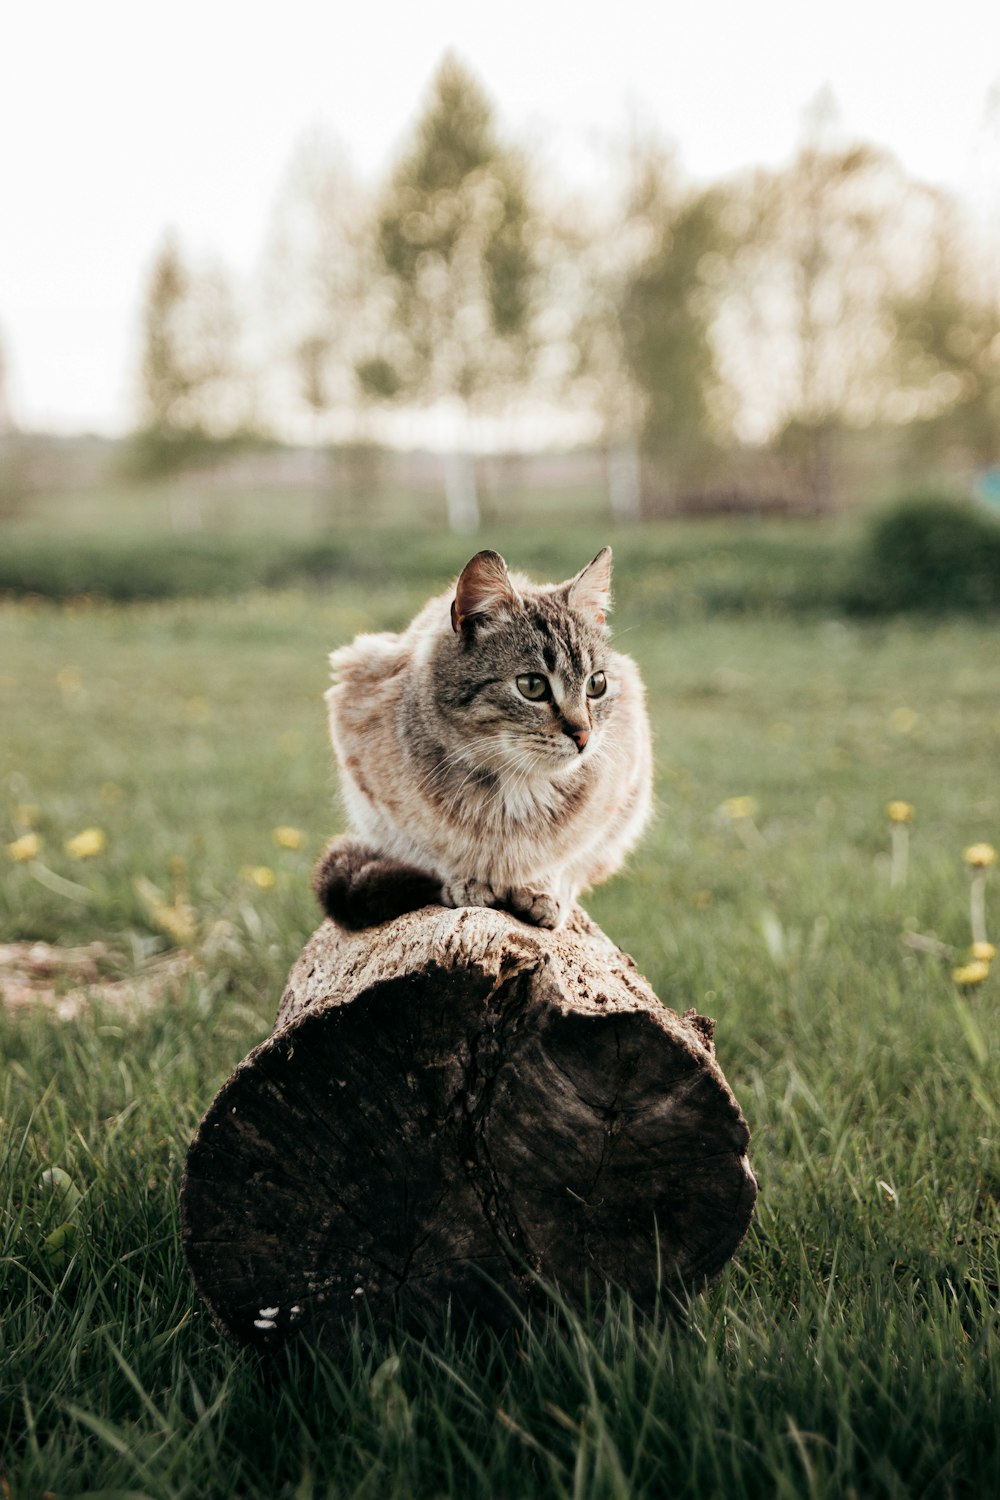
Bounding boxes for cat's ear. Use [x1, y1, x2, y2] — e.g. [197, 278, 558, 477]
[566, 547, 612, 627]
[451, 550, 520, 633]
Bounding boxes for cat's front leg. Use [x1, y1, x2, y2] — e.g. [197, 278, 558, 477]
[313, 835, 443, 929]
[441, 877, 564, 929]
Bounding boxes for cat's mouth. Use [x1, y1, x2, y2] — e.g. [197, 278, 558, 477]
[481, 734, 593, 780]
[552, 743, 591, 772]
[534, 734, 595, 772]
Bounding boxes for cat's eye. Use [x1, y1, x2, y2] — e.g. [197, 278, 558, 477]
[586, 671, 607, 698]
[516, 673, 551, 701]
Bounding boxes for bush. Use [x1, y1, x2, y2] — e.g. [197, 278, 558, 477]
[843, 493, 1000, 614]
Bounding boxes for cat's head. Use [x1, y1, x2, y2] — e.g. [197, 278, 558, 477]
[433, 548, 617, 775]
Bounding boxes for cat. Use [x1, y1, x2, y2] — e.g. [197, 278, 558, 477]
[313, 546, 653, 930]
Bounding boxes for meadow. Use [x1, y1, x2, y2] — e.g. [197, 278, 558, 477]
[1, 516, 999, 1497]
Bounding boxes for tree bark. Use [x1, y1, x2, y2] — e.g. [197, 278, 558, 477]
[180, 904, 756, 1351]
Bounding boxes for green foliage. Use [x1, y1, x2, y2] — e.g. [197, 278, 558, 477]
[380, 55, 498, 246]
[116, 67, 1000, 502]
[892, 211, 1000, 468]
[844, 493, 1000, 614]
[134, 234, 249, 472]
[355, 355, 404, 401]
[621, 188, 726, 482]
[370, 55, 538, 408]
[716, 137, 932, 509]
[115, 425, 269, 482]
[140, 234, 191, 428]
[2, 591, 1000, 1495]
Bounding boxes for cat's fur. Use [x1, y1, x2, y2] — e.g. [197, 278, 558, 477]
[314, 547, 652, 929]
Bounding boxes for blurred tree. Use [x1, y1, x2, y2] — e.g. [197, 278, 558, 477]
[0, 327, 30, 520]
[716, 107, 930, 510]
[362, 55, 539, 530]
[567, 141, 728, 516]
[0, 329, 12, 436]
[620, 184, 729, 501]
[260, 134, 377, 432]
[258, 132, 384, 512]
[130, 234, 251, 476]
[552, 195, 641, 519]
[892, 205, 1000, 469]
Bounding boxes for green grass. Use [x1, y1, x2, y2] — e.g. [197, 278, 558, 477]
[2, 556, 999, 1497]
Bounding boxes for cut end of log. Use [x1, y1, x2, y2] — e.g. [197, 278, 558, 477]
[180, 904, 756, 1350]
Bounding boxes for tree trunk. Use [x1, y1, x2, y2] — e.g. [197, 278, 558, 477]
[180, 905, 756, 1351]
[444, 447, 479, 533]
[607, 436, 642, 523]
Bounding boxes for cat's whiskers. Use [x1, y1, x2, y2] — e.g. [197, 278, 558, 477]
[410, 733, 510, 809]
[493, 749, 541, 821]
[489, 742, 569, 824]
[429, 737, 517, 820]
[411, 741, 477, 800]
[435, 761, 488, 819]
[444, 736, 533, 824]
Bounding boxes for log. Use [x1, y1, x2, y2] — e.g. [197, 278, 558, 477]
[180, 905, 756, 1350]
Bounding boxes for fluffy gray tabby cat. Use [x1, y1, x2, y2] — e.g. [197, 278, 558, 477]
[313, 547, 653, 929]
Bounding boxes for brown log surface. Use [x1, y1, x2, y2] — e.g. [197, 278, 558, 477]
[180, 904, 756, 1350]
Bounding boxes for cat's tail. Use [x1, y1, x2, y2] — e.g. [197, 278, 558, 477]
[312, 835, 443, 930]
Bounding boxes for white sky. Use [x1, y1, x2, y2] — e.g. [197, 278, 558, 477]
[3, 0, 1000, 434]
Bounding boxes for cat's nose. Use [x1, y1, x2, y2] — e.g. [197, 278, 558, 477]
[564, 724, 590, 751]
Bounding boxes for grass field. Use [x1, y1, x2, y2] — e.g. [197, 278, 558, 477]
[2, 525, 999, 1497]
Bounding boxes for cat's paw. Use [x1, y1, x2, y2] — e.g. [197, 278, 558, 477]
[441, 877, 501, 911]
[503, 886, 564, 929]
[441, 878, 564, 929]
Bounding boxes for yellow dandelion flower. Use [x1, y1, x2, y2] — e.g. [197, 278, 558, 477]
[157, 906, 197, 945]
[889, 707, 919, 734]
[64, 827, 106, 860]
[7, 832, 41, 862]
[242, 865, 277, 890]
[963, 843, 997, 869]
[273, 826, 305, 850]
[886, 801, 914, 824]
[134, 875, 198, 945]
[971, 941, 997, 962]
[953, 959, 991, 986]
[721, 796, 758, 822]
